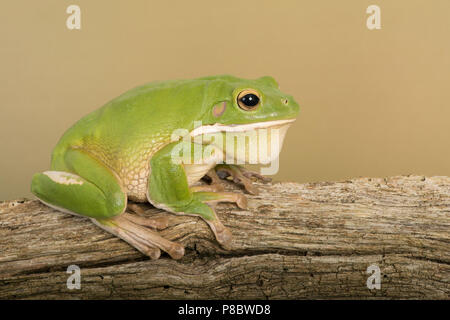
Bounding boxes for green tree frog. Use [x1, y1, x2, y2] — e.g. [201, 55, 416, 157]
[31, 75, 299, 259]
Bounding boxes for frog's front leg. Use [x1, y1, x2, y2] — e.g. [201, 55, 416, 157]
[31, 148, 184, 259]
[147, 141, 245, 247]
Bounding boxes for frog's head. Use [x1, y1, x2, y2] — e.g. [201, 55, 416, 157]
[190, 75, 300, 164]
[197, 75, 299, 128]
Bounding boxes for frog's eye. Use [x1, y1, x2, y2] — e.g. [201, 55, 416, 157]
[237, 89, 261, 111]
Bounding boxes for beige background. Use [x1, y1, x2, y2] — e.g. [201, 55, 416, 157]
[1, 0, 449, 200]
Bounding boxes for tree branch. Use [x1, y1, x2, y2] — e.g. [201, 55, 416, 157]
[0, 175, 449, 299]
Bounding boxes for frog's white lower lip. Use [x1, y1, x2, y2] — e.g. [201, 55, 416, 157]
[190, 118, 296, 137]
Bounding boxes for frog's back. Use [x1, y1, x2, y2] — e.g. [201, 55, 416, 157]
[50, 78, 211, 200]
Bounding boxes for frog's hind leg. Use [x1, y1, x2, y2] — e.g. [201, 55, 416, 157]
[92, 213, 184, 259]
[91, 217, 161, 259]
[31, 148, 184, 259]
[31, 170, 126, 219]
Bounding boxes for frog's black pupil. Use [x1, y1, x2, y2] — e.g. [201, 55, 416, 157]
[240, 94, 259, 107]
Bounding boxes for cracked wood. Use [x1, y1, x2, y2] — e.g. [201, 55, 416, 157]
[0, 175, 449, 299]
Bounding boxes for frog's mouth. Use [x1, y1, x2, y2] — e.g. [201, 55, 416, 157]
[189, 118, 296, 164]
[189, 118, 296, 136]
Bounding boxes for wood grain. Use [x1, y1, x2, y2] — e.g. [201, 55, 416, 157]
[0, 175, 449, 299]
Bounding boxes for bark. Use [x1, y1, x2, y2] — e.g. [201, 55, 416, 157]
[0, 175, 449, 299]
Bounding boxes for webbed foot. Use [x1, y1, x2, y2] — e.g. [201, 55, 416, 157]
[93, 208, 185, 260]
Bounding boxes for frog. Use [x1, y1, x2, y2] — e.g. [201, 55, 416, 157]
[31, 75, 300, 259]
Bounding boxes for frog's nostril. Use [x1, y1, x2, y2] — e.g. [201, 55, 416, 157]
[281, 98, 289, 105]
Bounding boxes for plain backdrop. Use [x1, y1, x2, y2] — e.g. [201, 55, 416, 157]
[1, 0, 449, 200]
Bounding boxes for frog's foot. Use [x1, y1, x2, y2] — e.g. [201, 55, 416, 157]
[186, 191, 248, 247]
[162, 191, 245, 248]
[209, 164, 271, 195]
[92, 212, 185, 260]
[205, 214, 232, 247]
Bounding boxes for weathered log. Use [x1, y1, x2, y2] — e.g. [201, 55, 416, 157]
[0, 175, 448, 299]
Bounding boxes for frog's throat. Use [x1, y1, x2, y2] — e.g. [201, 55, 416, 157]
[189, 118, 296, 137]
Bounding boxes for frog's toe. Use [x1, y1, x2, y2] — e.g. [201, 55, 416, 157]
[213, 164, 270, 195]
[240, 167, 272, 183]
[208, 192, 247, 210]
[205, 218, 232, 247]
[168, 243, 185, 260]
[195, 191, 248, 210]
[233, 193, 247, 209]
[216, 228, 232, 247]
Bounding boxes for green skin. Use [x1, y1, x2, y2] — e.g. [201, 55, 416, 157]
[31, 75, 299, 259]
